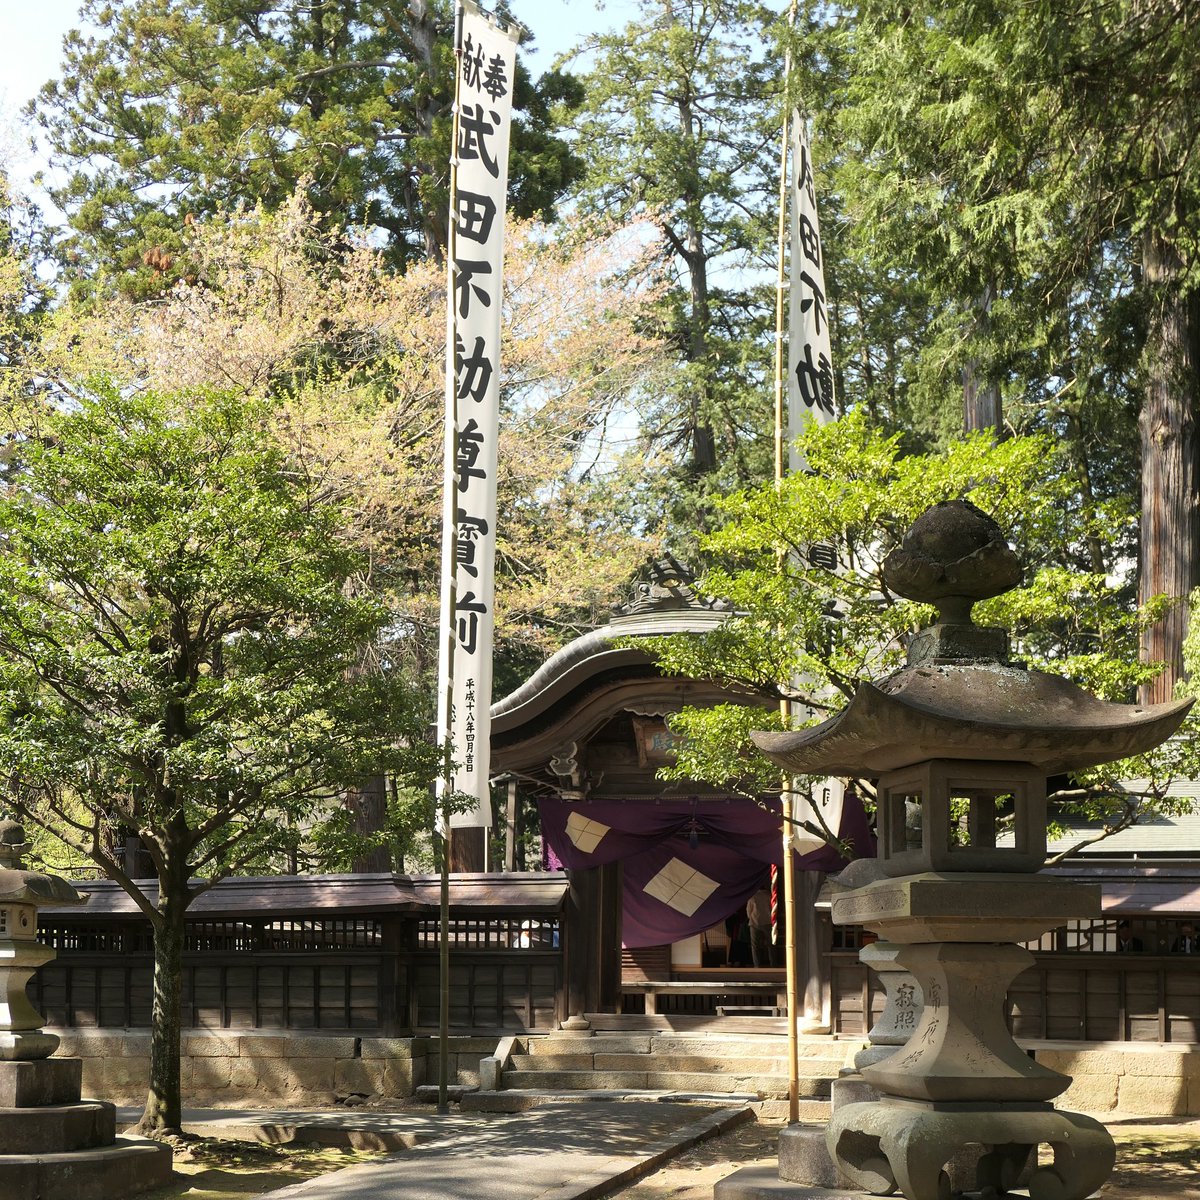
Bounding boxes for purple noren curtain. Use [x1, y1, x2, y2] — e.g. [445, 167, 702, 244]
[538, 793, 874, 948]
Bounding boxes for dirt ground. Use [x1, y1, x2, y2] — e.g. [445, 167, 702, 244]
[136, 1138, 382, 1200]
[607, 1114, 1200, 1199]
[126, 1108, 1200, 1199]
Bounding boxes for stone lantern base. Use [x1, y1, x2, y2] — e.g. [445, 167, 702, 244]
[829, 1099, 1114, 1199]
[0, 1057, 172, 1199]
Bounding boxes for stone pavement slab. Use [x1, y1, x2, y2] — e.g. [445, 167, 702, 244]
[114, 1100, 751, 1200]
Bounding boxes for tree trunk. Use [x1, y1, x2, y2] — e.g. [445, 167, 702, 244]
[1139, 226, 1200, 704]
[136, 885, 187, 1135]
[349, 774, 391, 873]
[962, 361, 1001, 435]
[666, 1, 717, 478]
[963, 286, 1001, 435]
[407, 0, 447, 263]
[448, 825, 487, 871]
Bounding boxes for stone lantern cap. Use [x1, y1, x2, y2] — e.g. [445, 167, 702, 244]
[0, 820, 87, 908]
[753, 663, 1192, 777]
[753, 499, 1193, 777]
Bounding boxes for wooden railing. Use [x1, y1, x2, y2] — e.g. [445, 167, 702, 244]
[33, 951, 399, 1032]
[408, 952, 562, 1031]
[36, 911, 563, 1036]
[1009, 954, 1200, 1043]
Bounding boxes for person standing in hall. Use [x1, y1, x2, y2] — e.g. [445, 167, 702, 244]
[1115, 920, 1144, 952]
[747, 885, 772, 968]
[1172, 922, 1197, 953]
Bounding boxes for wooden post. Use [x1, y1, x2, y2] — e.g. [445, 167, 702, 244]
[597, 861, 623, 1012]
[504, 778, 518, 872]
[783, 793, 800, 1123]
[449, 826, 487, 872]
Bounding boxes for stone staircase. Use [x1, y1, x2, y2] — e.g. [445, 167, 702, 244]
[489, 1013, 850, 1119]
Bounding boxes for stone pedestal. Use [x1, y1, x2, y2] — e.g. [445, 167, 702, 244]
[829, 1100, 1108, 1200]
[823, 872, 1112, 1200]
[0, 1058, 172, 1200]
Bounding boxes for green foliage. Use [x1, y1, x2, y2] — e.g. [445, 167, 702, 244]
[659, 702, 787, 798]
[0, 381, 436, 899]
[639, 414, 1162, 809]
[29, 0, 583, 296]
[781, 0, 1189, 561]
[0, 175, 52, 376]
[1054, 710, 1200, 860]
[564, 0, 785, 542]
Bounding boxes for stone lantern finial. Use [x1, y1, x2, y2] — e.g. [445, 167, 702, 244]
[883, 498, 1023, 664]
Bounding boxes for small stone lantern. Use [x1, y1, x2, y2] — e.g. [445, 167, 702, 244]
[0, 819, 87, 1060]
[0, 819, 173, 1198]
[753, 501, 1193, 1200]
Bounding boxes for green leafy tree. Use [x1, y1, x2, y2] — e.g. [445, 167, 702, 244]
[803, 0, 1200, 698]
[19, 191, 671, 665]
[29, 0, 583, 296]
[0, 383, 436, 1134]
[644, 415, 1183, 848]
[0, 174, 51, 374]
[565, 0, 784, 538]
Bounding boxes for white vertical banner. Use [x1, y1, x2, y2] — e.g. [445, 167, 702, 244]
[786, 112, 841, 848]
[787, 112, 835, 475]
[436, 0, 520, 829]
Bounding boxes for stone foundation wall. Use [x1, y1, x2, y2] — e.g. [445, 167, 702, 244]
[1033, 1043, 1200, 1116]
[49, 1030, 502, 1107]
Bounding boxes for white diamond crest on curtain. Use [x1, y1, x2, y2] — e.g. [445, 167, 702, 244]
[565, 811, 610, 854]
[643, 858, 720, 917]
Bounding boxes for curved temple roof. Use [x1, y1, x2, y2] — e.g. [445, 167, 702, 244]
[492, 591, 733, 732]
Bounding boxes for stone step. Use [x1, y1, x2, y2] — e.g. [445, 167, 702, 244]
[752, 1098, 831, 1123]
[0, 1134, 172, 1200]
[501, 1069, 830, 1099]
[583, 1013, 789, 1035]
[527, 1036, 654, 1056]
[509, 1053, 836, 1077]
[525, 1034, 845, 1061]
[0, 1100, 116, 1154]
[648, 1036, 844, 1060]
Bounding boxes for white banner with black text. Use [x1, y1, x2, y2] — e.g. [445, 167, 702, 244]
[436, 0, 520, 829]
[787, 112, 835, 473]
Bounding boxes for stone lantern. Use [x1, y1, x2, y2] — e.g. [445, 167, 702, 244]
[0, 820, 87, 1061]
[752, 501, 1193, 1200]
[0, 819, 173, 1199]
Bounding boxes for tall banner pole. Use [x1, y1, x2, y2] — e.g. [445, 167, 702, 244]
[776, 0, 841, 1126]
[774, 0, 800, 1127]
[435, 0, 521, 840]
[435, 0, 521, 1111]
[786, 112, 836, 461]
[786, 108, 844, 1044]
[436, 0, 466, 1118]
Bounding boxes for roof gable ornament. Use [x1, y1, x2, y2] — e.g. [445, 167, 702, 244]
[615, 554, 733, 618]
